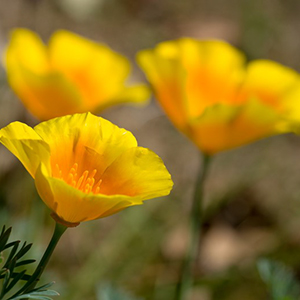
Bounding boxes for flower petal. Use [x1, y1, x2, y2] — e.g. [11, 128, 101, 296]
[34, 113, 138, 178]
[5, 28, 49, 74]
[0, 122, 50, 177]
[138, 39, 300, 154]
[190, 100, 280, 154]
[100, 147, 173, 200]
[102, 84, 151, 108]
[180, 39, 246, 118]
[9, 67, 83, 120]
[1, 113, 173, 224]
[137, 43, 188, 130]
[49, 30, 138, 111]
[5, 29, 83, 120]
[279, 85, 300, 131]
[238, 60, 300, 109]
[35, 163, 139, 223]
[137, 39, 246, 130]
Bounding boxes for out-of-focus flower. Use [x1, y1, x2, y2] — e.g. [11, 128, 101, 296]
[5, 29, 150, 120]
[0, 113, 173, 226]
[137, 39, 300, 154]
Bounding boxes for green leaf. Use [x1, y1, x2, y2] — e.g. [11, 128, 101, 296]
[2, 269, 11, 290]
[3, 242, 20, 269]
[15, 259, 36, 268]
[30, 282, 55, 292]
[9, 289, 59, 300]
[257, 258, 300, 300]
[0, 228, 5, 236]
[6, 270, 26, 294]
[97, 283, 143, 300]
[15, 243, 33, 260]
[0, 272, 31, 281]
[11, 295, 54, 300]
[5, 242, 20, 251]
[0, 269, 11, 298]
[0, 227, 12, 253]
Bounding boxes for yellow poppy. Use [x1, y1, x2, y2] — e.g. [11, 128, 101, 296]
[5, 28, 150, 121]
[137, 39, 300, 154]
[0, 113, 173, 226]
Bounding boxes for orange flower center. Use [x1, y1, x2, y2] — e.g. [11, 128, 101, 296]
[54, 163, 102, 194]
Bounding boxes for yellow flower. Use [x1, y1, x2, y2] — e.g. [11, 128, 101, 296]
[5, 28, 150, 121]
[0, 113, 173, 226]
[137, 39, 300, 154]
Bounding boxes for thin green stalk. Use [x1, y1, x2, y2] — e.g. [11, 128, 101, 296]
[175, 153, 211, 300]
[18, 222, 67, 295]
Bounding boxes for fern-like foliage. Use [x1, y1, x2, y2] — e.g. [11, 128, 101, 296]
[0, 226, 59, 300]
[257, 258, 300, 300]
[97, 283, 144, 300]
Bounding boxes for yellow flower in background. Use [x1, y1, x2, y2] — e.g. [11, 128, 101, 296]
[5, 29, 150, 121]
[137, 39, 300, 154]
[0, 113, 173, 226]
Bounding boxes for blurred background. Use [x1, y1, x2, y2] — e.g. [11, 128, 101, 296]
[1, 0, 300, 299]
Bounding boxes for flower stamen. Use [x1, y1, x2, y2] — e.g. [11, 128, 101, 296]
[55, 163, 102, 195]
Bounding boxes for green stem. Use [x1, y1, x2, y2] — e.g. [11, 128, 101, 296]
[20, 222, 67, 294]
[175, 153, 211, 300]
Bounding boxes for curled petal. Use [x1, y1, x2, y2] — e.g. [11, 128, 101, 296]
[100, 147, 173, 200]
[0, 122, 50, 177]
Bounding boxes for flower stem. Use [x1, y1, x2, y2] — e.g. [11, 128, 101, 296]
[21, 222, 67, 294]
[175, 153, 211, 300]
